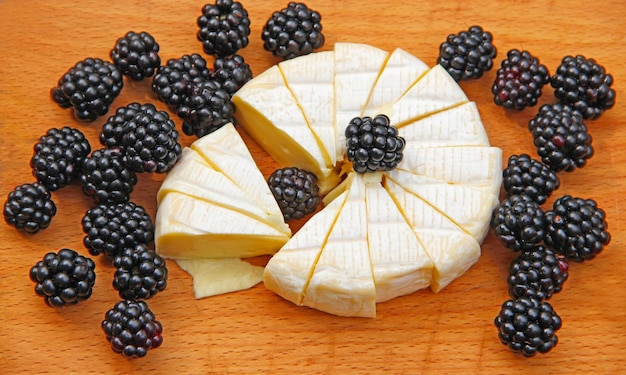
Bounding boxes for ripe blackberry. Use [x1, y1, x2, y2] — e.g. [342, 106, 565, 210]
[102, 299, 163, 358]
[151, 53, 212, 111]
[490, 194, 546, 252]
[82, 202, 154, 259]
[178, 79, 235, 138]
[197, 0, 250, 57]
[268, 167, 321, 221]
[508, 245, 569, 301]
[113, 244, 168, 300]
[51, 57, 124, 121]
[100, 103, 182, 173]
[29, 249, 96, 307]
[261, 2, 325, 60]
[3, 182, 56, 233]
[528, 103, 593, 173]
[345, 114, 406, 174]
[437, 25, 497, 82]
[30, 126, 91, 191]
[80, 148, 138, 205]
[494, 297, 562, 357]
[544, 195, 610, 262]
[212, 54, 252, 95]
[492, 49, 550, 110]
[502, 153, 560, 205]
[551, 55, 616, 120]
[110, 31, 161, 81]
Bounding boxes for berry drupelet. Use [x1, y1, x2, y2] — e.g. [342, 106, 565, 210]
[29, 249, 96, 307]
[494, 297, 562, 357]
[30, 126, 91, 191]
[528, 103, 593, 173]
[490, 194, 546, 252]
[502, 153, 560, 205]
[197, 0, 251, 57]
[3, 182, 56, 233]
[82, 202, 154, 259]
[178, 79, 235, 138]
[102, 299, 163, 358]
[80, 148, 138, 205]
[261, 2, 325, 60]
[268, 167, 321, 221]
[437, 25, 497, 82]
[151, 53, 213, 111]
[492, 49, 550, 110]
[51, 57, 124, 121]
[110, 31, 161, 81]
[112, 244, 168, 300]
[551, 55, 616, 120]
[345, 114, 406, 174]
[212, 54, 252, 95]
[507, 245, 569, 301]
[544, 195, 610, 262]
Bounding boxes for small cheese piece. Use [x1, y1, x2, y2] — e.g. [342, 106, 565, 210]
[176, 258, 264, 298]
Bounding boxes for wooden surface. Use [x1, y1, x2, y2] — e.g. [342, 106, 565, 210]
[1, 1, 625, 374]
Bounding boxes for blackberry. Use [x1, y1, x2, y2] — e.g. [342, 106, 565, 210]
[30, 126, 91, 191]
[507, 245, 569, 301]
[82, 202, 154, 259]
[345, 114, 406, 174]
[492, 49, 550, 110]
[151, 53, 213, 111]
[80, 148, 138, 205]
[178, 79, 235, 138]
[261, 2, 325, 60]
[113, 244, 168, 300]
[100, 103, 182, 173]
[196, 0, 251, 57]
[490, 194, 546, 252]
[437, 25, 497, 82]
[110, 31, 161, 81]
[502, 153, 560, 205]
[51, 57, 123, 121]
[528, 103, 593, 173]
[551, 55, 616, 120]
[268, 167, 321, 221]
[3, 182, 56, 233]
[544, 195, 610, 262]
[494, 297, 562, 357]
[212, 54, 252, 95]
[29, 249, 96, 307]
[102, 299, 163, 358]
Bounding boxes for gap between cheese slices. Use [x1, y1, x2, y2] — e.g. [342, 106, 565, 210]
[155, 191, 290, 259]
[176, 258, 264, 299]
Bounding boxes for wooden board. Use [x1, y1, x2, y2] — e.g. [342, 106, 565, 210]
[1, 1, 625, 373]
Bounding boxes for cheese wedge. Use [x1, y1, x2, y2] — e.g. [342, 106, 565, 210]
[176, 258, 264, 298]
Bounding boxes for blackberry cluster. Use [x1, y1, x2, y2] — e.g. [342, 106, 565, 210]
[112, 244, 168, 300]
[30, 127, 91, 191]
[51, 57, 124, 121]
[544, 195, 610, 262]
[261, 2, 325, 60]
[29, 249, 96, 307]
[268, 167, 321, 221]
[3, 182, 56, 233]
[212, 54, 252, 95]
[82, 202, 154, 259]
[110, 31, 161, 81]
[437, 25, 497, 82]
[151, 53, 213, 110]
[179, 79, 235, 137]
[551, 55, 616, 120]
[79, 148, 138, 205]
[490, 194, 546, 252]
[102, 300, 163, 358]
[507, 246, 569, 301]
[197, 0, 250, 57]
[345, 114, 406, 174]
[494, 297, 562, 357]
[100, 103, 182, 173]
[528, 103, 594, 173]
[492, 49, 550, 110]
[502, 154, 560, 205]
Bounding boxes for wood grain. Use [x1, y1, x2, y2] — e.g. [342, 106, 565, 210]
[1, 1, 625, 374]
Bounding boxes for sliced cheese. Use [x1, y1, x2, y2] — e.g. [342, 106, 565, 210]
[176, 258, 264, 298]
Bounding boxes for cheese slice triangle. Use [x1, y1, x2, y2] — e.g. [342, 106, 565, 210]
[176, 258, 264, 298]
